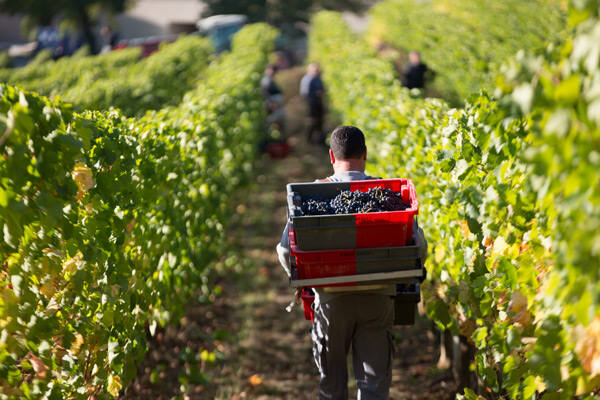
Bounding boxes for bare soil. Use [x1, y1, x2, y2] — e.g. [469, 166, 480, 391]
[121, 67, 457, 400]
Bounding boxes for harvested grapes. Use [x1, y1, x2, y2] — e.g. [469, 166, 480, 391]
[300, 187, 410, 216]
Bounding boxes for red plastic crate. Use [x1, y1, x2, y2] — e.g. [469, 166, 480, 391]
[287, 179, 419, 250]
[265, 140, 290, 159]
[289, 229, 422, 287]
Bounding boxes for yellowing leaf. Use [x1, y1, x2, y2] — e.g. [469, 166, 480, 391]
[72, 162, 95, 200]
[491, 237, 509, 257]
[575, 316, 600, 378]
[29, 354, 48, 379]
[483, 237, 493, 248]
[459, 318, 477, 339]
[511, 309, 531, 328]
[107, 374, 122, 397]
[126, 219, 136, 233]
[508, 291, 528, 314]
[434, 245, 446, 264]
[435, 283, 447, 300]
[507, 243, 520, 259]
[460, 220, 471, 239]
[62, 252, 84, 278]
[535, 375, 546, 393]
[70, 333, 84, 356]
[576, 374, 600, 396]
[39, 280, 57, 299]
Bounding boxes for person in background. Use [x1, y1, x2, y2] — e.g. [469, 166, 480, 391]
[261, 64, 285, 133]
[261, 64, 282, 99]
[299, 62, 325, 145]
[100, 25, 119, 54]
[276, 125, 428, 399]
[402, 51, 428, 90]
[35, 25, 75, 59]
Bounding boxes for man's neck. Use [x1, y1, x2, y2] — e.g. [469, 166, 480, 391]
[333, 161, 365, 174]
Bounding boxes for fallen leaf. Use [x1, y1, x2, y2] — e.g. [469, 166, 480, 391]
[248, 374, 263, 386]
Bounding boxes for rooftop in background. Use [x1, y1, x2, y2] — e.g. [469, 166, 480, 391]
[0, 0, 206, 46]
[196, 14, 247, 31]
[115, 0, 206, 38]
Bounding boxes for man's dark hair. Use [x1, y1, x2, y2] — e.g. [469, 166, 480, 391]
[330, 125, 366, 160]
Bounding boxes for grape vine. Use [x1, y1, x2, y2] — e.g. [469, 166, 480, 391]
[0, 23, 277, 399]
[367, 0, 566, 106]
[309, 6, 599, 398]
[0, 35, 214, 117]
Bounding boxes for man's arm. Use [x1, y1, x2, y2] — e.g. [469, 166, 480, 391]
[414, 219, 428, 262]
[276, 222, 292, 277]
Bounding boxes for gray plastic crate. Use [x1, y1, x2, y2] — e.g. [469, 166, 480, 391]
[287, 181, 356, 250]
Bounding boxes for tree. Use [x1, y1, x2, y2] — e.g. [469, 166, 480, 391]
[0, 0, 130, 54]
[201, 0, 370, 31]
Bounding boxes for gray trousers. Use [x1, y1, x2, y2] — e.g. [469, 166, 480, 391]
[311, 293, 395, 400]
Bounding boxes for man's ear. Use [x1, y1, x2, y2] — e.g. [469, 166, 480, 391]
[329, 149, 335, 164]
[363, 148, 367, 160]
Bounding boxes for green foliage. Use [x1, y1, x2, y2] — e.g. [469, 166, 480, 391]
[0, 46, 141, 95]
[0, 52, 12, 69]
[26, 48, 54, 67]
[0, 22, 277, 399]
[0, 49, 56, 88]
[367, 0, 567, 106]
[0, 36, 214, 117]
[310, 9, 600, 398]
[63, 36, 214, 116]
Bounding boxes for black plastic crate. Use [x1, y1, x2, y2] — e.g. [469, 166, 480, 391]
[394, 281, 421, 325]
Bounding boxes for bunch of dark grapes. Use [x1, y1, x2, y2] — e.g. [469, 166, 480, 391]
[300, 187, 410, 216]
[301, 197, 332, 215]
[330, 190, 370, 214]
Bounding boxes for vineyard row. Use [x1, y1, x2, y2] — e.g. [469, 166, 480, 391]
[0, 24, 277, 399]
[310, 8, 599, 399]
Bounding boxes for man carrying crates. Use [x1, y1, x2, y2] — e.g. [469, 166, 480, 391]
[276, 125, 428, 399]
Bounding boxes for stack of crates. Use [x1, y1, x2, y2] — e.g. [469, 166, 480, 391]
[286, 179, 425, 325]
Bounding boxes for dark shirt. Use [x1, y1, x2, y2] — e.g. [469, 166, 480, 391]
[109, 32, 119, 48]
[403, 62, 428, 89]
[300, 73, 324, 104]
[261, 75, 281, 98]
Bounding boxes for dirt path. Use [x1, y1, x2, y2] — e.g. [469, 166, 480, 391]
[121, 67, 457, 400]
